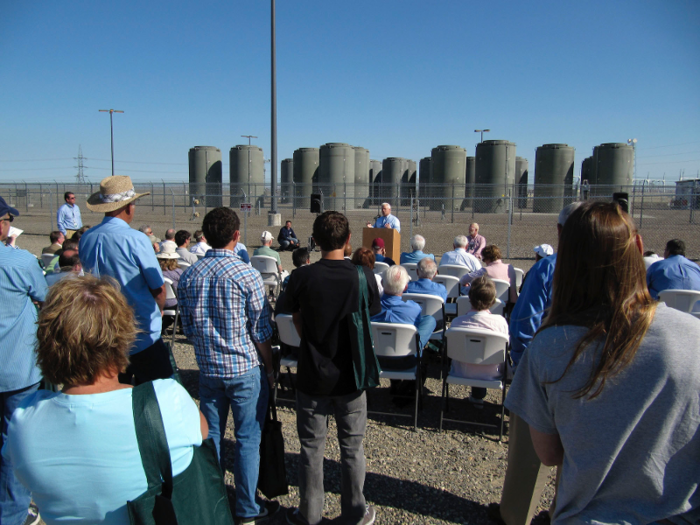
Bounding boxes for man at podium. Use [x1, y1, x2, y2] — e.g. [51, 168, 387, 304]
[366, 202, 401, 232]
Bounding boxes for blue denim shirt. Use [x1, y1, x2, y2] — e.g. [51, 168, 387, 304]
[399, 250, 435, 265]
[373, 214, 401, 232]
[646, 255, 700, 300]
[406, 278, 447, 301]
[371, 294, 422, 327]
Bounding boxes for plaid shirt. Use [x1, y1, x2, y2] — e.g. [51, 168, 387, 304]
[178, 249, 272, 378]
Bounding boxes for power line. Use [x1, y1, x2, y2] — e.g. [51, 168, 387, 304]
[637, 150, 699, 159]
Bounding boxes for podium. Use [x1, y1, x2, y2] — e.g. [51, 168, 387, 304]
[363, 227, 401, 263]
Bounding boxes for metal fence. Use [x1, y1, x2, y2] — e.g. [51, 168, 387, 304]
[3, 181, 698, 260]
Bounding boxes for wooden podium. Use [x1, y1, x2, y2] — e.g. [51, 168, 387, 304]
[363, 227, 401, 263]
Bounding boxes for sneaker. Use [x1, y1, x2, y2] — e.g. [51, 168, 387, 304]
[468, 396, 484, 409]
[360, 504, 376, 525]
[238, 500, 280, 524]
[285, 507, 309, 525]
[24, 503, 40, 525]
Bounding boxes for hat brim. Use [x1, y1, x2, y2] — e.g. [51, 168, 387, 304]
[86, 191, 150, 212]
[156, 252, 180, 260]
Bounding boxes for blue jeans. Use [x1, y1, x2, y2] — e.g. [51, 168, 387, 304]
[199, 367, 269, 520]
[1, 382, 40, 525]
[279, 238, 299, 250]
[417, 315, 437, 351]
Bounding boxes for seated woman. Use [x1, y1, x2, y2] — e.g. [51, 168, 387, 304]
[450, 276, 509, 408]
[506, 202, 700, 522]
[352, 246, 384, 297]
[3, 275, 208, 525]
[157, 243, 183, 308]
[459, 244, 517, 304]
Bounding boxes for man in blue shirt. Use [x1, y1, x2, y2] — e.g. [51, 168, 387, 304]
[79, 176, 172, 385]
[400, 234, 435, 264]
[647, 239, 700, 309]
[439, 235, 480, 271]
[178, 207, 278, 523]
[407, 257, 447, 301]
[56, 191, 82, 239]
[372, 237, 396, 266]
[0, 196, 48, 525]
[277, 220, 300, 251]
[367, 202, 401, 232]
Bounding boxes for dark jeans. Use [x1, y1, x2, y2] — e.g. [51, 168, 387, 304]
[119, 338, 174, 385]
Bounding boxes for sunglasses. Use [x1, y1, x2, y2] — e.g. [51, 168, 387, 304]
[1, 215, 14, 223]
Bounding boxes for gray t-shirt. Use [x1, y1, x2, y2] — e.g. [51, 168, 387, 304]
[506, 304, 700, 524]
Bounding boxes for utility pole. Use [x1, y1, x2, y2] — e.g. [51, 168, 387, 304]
[474, 129, 490, 143]
[74, 145, 87, 184]
[98, 109, 124, 176]
[241, 135, 257, 146]
[269, 0, 280, 225]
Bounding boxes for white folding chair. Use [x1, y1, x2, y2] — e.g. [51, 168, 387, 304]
[401, 263, 419, 281]
[440, 327, 510, 441]
[370, 322, 422, 430]
[41, 253, 56, 268]
[251, 255, 281, 297]
[274, 314, 300, 403]
[373, 261, 390, 276]
[514, 268, 525, 290]
[437, 264, 471, 280]
[433, 275, 460, 317]
[658, 289, 700, 315]
[492, 278, 511, 305]
[401, 293, 446, 343]
[177, 260, 191, 271]
[456, 296, 504, 317]
[162, 278, 180, 349]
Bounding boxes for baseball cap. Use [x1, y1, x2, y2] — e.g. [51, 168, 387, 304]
[0, 196, 19, 218]
[261, 231, 274, 242]
[534, 244, 554, 258]
[372, 238, 385, 249]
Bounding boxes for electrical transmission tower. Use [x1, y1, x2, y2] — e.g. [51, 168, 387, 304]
[74, 145, 87, 184]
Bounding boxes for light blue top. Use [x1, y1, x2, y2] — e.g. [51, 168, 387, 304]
[646, 255, 700, 307]
[407, 278, 447, 301]
[0, 245, 48, 392]
[3, 379, 202, 525]
[233, 242, 250, 264]
[400, 250, 435, 264]
[56, 203, 82, 234]
[79, 216, 164, 353]
[438, 248, 480, 271]
[371, 294, 421, 326]
[373, 213, 401, 232]
[509, 254, 556, 366]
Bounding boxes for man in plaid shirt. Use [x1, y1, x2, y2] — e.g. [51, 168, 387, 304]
[178, 207, 279, 524]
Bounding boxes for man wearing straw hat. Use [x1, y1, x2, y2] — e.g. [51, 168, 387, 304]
[79, 176, 172, 384]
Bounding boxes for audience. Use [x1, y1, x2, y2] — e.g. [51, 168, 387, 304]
[466, 223, 486, 259]
[372, 237, 395, 266]
[439, 235, 480, 271]
[175, 229, 199, 264]
[189, 230, 211, 255]
[159, 228, 177, 252]
[450, 276, 508, 408]
[506, 202, 700, 522]
[45, 250, 82, 286]
[3, 275, 207, 525]
[400, 234, 435, 264]
[138, 224, 160, 252]
[42, 231, 64, 254]
[646, 239, 700, 310]
[459, 245, 517, 304]
[45, 238, 79, 274]
[406, 257, 447, 301]
[352, 246, 384, 296]
[156, 244, 182, 310]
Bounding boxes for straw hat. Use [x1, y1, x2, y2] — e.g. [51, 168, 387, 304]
[86, 176, 150, 212]
[156, 242, 180, 260]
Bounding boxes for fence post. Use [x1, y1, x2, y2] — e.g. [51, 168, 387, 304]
[170, 189, 176, 229]
[24, 182, 29, 212]
[507, 191, 513, 259]
[451, 182, 455, 223]
[292, 182, 296, 218]
[639, 181, 645, 229]
[410, 194, 414, 241]
[162, 180, 166, 215]
[151, 183, 154, 211]
[40, 183, 43, 208]
[49, 190, 54, 231]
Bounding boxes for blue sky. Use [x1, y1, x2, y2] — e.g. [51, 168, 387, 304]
[1, 0, 699, 183]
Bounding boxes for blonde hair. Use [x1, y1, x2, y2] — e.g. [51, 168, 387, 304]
[36, 275, 137, 386]
[159, 258, 179, 271]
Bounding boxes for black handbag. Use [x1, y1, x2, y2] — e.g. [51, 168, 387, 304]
[258, 397, 289, 499]
[349, 266, 382, 390]
[127, 382, 235, 525]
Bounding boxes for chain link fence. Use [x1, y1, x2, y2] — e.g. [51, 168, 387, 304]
[2, 181, 698, 261]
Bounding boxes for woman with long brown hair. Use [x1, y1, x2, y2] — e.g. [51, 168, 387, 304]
[505, 201, 700, 522]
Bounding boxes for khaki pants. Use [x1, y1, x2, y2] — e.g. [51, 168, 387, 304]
[65, 230, 77, 239]
[499, 413, 551, 525]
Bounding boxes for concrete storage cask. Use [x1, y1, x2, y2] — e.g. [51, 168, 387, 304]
[369, 159, 382, 206]
[381, 157, 405, 206]
[403, 159, 417, 205]
[419, 157, 432, 206]
[189, 146, 222, 207]
[596, 143, 634, 191]
[281, 158, 293, 203]
[319, 143, 355, 211]
[533, 144, 574, 213]
[293, 147, 319, 208]
[474, 140, 516, 213]
[353, 146, 370, 208]
[230, 145, 264, 208]
[431, 145, 466, 211]
[515, 156, 528, 210]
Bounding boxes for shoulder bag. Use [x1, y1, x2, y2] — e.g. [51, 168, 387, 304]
[349, 266, 382, 390]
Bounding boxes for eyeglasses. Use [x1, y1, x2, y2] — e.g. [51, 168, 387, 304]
[1, 216, 14, 223]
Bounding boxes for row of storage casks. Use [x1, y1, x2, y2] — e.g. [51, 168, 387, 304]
[189, 141, 634, 213]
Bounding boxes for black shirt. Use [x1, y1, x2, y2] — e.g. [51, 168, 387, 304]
[282, 259, 381, 396]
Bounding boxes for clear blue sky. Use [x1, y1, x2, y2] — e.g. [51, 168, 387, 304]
[1, 0, 699, 183]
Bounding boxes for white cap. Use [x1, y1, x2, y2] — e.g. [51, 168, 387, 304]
[261, 231, 274, 242]
[534, 244, 554, 258]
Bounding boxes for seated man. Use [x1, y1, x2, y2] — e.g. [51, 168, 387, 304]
[45, 250, 82, 286]
[45, 238, 79, 274]
[450, 276, 509, 408]
[175, 230, 199, 264]
[42, 231, 64, 254]
[372, 237, 396, 266]
[647, 239, 700, 310]
[371, 265, 436, 369]
[400, 234, 435, 264]
[253, 231, 288, 279]
[367, 202, 401, 232]
[466, 223, 486, 259]
[189, 230, 212, 255]
[277, 220, 300, 251]
[159, 228, 177, 252]
[439, 235, 480, 272]
[407, 257, 447, 302]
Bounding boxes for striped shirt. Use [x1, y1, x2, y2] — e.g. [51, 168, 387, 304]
[178, 249, 272, 378]
[0, 245, 48, 391]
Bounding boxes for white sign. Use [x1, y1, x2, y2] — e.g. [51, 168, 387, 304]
[240, 203, 253, 211]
